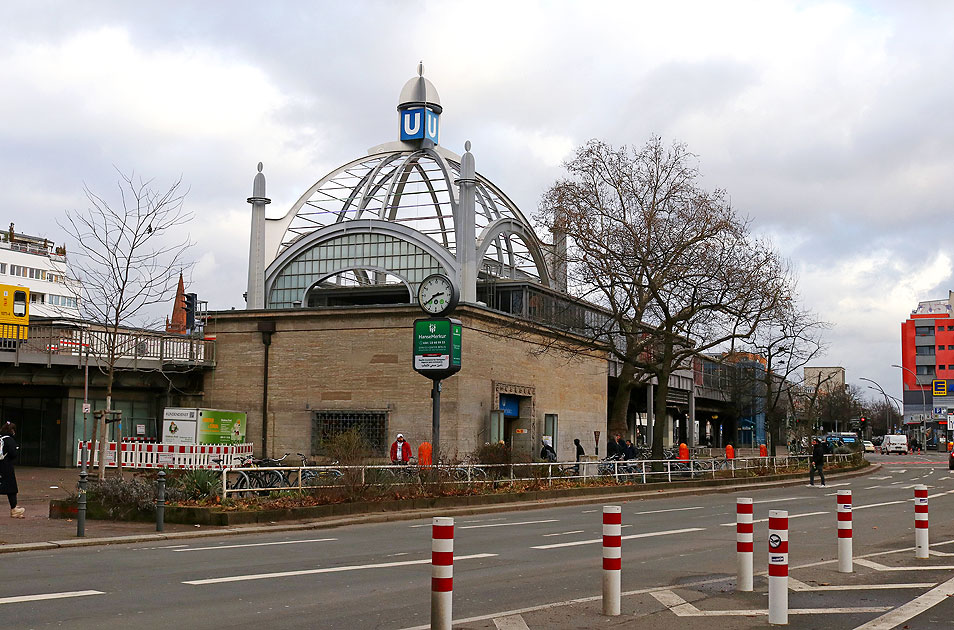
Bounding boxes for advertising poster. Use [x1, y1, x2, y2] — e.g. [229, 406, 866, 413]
[162, 407, 198, 445]
[197, 409, 247, 445]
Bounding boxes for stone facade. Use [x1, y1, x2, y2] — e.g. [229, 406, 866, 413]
[202, 304, 608, 462]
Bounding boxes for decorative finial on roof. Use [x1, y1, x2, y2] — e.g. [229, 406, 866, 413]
[257, 162, 263, 173]
[418, 61, 424, 77]
[464, 140, 472, 152]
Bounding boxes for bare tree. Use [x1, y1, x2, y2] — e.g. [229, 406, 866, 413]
[60, 170, 193, 479]
[538, 138, 793, 460]
[738, 305, 831, 455]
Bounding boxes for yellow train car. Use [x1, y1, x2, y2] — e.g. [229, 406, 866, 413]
[0, 284, 29, 343]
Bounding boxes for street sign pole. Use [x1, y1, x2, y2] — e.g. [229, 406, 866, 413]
[432, 379, 442, 466]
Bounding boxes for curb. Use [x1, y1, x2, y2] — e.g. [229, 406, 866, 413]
[1, 461, 879, 554]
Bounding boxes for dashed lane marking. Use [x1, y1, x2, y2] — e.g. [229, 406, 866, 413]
[542, 530, 585, 537]
[183, 553, 498, 585]
[720, 511, 827, 526]
[173, 538, 337, 552]
[753, 497, 809, 504]
[633, 506, 705, 515]
[650, 589, 890, 616]
[531, 527, 704, 549]
[459, 519, 559, 530]
[0, 590, 104, 605]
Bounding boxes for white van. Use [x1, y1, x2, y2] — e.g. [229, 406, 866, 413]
[883, 434, 909, 455]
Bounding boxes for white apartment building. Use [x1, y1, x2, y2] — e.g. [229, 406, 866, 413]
[0, 223, 81, 319]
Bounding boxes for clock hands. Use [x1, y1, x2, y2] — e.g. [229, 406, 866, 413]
[423, 291, 446, 306]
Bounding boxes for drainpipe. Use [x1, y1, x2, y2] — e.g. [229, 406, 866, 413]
[258, 320, 275, 457]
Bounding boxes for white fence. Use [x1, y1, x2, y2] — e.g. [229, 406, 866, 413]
[76, 441, 253, 470]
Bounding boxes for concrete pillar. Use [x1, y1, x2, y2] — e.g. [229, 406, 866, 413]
[455, 141, 477, 303]
[246, 162, 270, 310]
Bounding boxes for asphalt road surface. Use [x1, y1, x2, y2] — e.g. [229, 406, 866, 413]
[4, 451, 954, 630]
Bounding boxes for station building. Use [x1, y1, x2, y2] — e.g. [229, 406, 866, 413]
[201, 66, 734, 461]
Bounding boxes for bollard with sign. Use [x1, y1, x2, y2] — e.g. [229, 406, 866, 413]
[768, 509, 789, 625]
[736, 497, 754, 591]
[915, 485, 929, 559]
[837, 490, 852, 573]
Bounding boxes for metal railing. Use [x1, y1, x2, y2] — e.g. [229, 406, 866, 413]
[217, 454, 858, 499]
[2, 321, 214, 368]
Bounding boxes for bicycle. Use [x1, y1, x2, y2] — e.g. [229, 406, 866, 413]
[245, 453, 291, 492]
[295, 453, 342, 487]
[212, 455, 255, 498]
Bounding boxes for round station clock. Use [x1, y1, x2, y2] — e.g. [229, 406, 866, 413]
[416, 273, 459, 316]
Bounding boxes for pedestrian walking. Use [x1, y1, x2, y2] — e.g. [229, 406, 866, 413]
[540, 439, 557, 462]
[0, 421, 24, 518]
[390, 433, 413, 464]
[574, 438, 585, 474]
[809, 437, 826, 487]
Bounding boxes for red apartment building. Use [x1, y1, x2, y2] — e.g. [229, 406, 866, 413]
[900, 292, 954, 446]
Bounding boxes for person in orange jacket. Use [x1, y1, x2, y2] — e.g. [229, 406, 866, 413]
[390, 433, 412, 464]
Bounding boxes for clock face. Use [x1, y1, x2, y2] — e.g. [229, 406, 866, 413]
[417, 274, 456, 315]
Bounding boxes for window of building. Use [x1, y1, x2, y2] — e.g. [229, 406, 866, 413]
[0, 263, 5, 274]
[948, 326, 954, 331]
[916, 326, 934, 336]
[916, 365, 936, 376]
[939, 326, 945, 331]
[311, 410, 388, 456]
[919, 346, 936, 355]
[949, 365, 954, 370]
[29, 293, 45, 304]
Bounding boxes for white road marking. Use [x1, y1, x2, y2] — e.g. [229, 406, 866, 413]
[543, 530, 585, 537]
[459, 519, 559, 530]
[183, 553, 497, 585]
[581, 509, 597, 513]
[852, 574, 954, 630]
[864, 486, 885, 490]
[855, 558, 954, 572]
[493, 614, 531, 630]
[869, 476, 893, 480]
[650, 589, 889, 616]
[531, 527, 704, 549]
[720, 511, 828, 527]
[888, 470, 907, 473]
[634, 506, 705, 515]
[823, 482, 851, 488]
[853, 500, 906, 510]
[134, 544, 188, 550]
[788, 577, 934, 591]
[174, 538, 337, 552]
[0, 590, 104, 605]
[752, 497, 808, 504]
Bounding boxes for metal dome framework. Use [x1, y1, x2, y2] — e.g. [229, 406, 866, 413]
[264, 146, 552, 309]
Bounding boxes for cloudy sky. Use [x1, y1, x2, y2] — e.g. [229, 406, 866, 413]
[2, 0, 952, 402]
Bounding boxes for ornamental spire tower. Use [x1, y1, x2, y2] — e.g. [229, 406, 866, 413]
[397, 62, 442, 147]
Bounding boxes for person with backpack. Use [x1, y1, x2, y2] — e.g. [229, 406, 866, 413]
[0, 421, 23, 518]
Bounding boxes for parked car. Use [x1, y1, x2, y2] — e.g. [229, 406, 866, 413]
[862, 440, 875, 453]
[882, 434, 909, 455]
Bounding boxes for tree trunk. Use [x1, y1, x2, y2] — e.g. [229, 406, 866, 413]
[608, 362, 635, 437]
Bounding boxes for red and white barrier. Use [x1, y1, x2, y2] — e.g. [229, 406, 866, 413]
[915, 485, 929, 559]
[837, 490, 852, 573]
[76, 440, 253, 469]
[602, 505, 622, 616]
[431, 517, 454, 630]
[736, 497, 754, 591]
[768, 509, 788, 625]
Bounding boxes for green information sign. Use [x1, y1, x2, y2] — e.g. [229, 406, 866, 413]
[413, 318, 462, 379]
[197, 409, 248, 445]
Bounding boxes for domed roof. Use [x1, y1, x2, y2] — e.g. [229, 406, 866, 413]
[398, 62, 442, 114]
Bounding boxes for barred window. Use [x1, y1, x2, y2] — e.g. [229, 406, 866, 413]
[311, 410, 388, 456]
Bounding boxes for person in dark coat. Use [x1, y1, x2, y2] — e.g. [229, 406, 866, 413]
[573, 438, 585, 474]
[809, 437, 826, 487]
[615, 434, 627, 458]
[0, 421, 23, 518]
[540, 439, 557, 462]
[623, 440, 637, 460]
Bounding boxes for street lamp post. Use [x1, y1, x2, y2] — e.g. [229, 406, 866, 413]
[892, 364, 928, 449]
[860, 377, 899, 437]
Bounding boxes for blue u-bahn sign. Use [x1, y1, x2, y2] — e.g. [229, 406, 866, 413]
[401, 107, 439, 143]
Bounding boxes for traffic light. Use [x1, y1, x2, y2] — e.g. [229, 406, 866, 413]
[185, 292, 197, 330]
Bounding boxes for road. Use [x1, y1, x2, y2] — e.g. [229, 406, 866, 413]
[4, 452, 954, 630]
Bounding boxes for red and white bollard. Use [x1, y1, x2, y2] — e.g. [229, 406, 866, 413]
[736, 497, 754, 591]
[768, 509, 788, 625]
[602, 505, 622, 616]
[915, 485, 929, 559]
[837, 490, 852, 573]
[431, 517, 454, 630]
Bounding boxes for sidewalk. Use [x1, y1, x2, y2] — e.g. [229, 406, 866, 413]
[1, 462, 876, 553]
